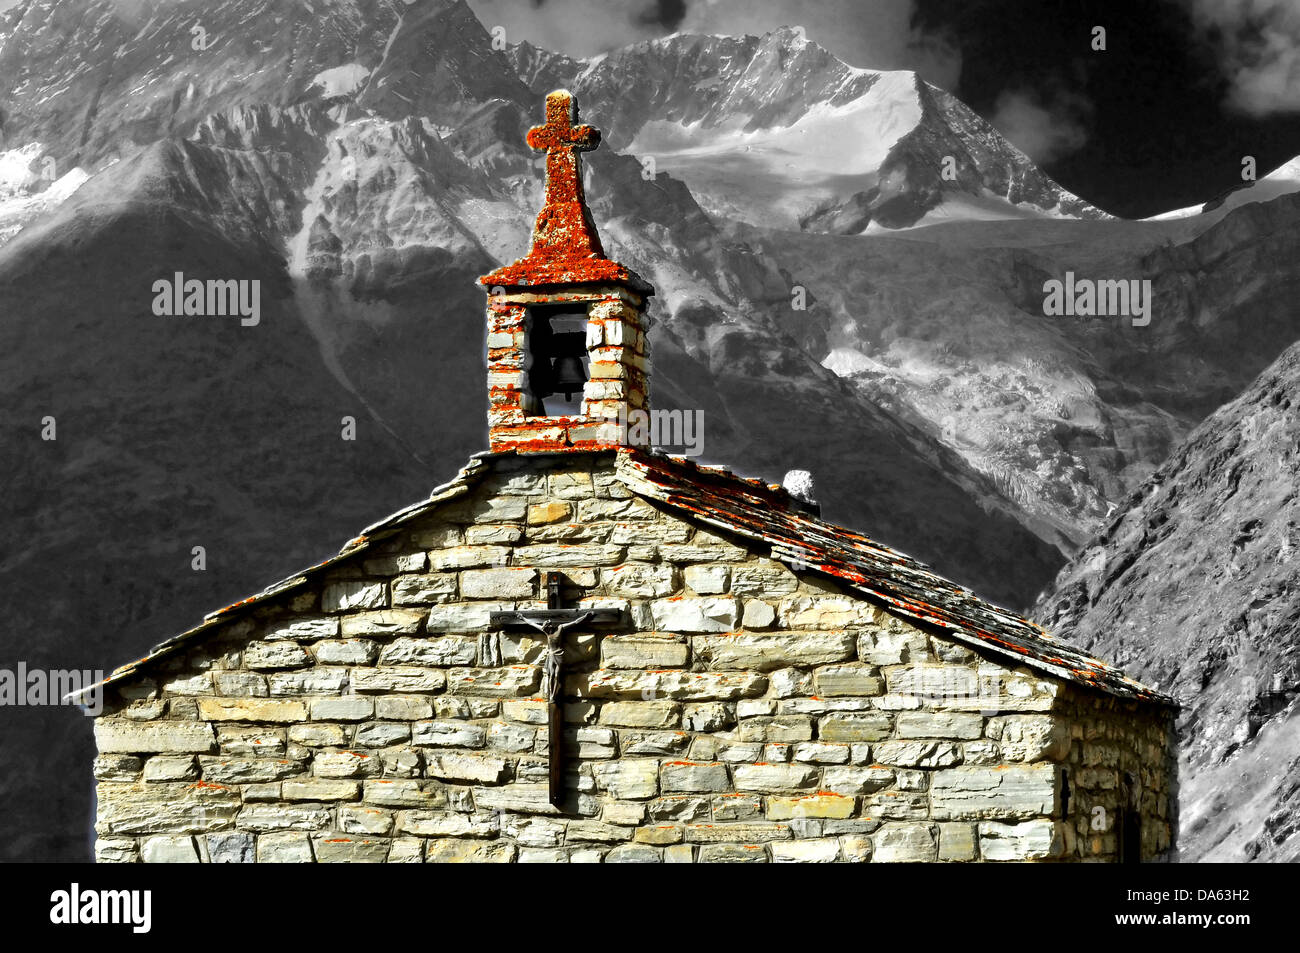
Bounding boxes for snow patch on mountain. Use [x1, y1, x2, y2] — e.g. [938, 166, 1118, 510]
[821, 346, 888, 377]
[0, 143, 45, 194]
[309, 63, 370, 98]
[871, 189, 1086, 233]
[628, 69, 920, 228]
[0, 142, 89, 244]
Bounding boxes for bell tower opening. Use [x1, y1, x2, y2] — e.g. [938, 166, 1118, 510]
[524, 305, 591, 418]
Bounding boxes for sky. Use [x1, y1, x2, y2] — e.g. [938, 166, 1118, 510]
[467, 0, 1300, 217]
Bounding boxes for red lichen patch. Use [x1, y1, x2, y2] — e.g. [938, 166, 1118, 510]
[211, 595, 259, 617]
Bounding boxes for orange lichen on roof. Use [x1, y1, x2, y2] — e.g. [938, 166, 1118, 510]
[211, 595, 259, 617]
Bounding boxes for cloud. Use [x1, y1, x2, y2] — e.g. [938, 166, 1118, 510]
[467, 0, 690, 56]
[634, 0, 688, 31]
[1188, 0, 1300, 116]
[989, 87, 1093, 164]
[469, 0, 962, 89]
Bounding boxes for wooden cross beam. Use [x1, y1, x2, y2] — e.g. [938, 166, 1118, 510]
[490, 572, 621, 807]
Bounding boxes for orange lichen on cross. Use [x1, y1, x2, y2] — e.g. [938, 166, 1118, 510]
[480, 89, 646, 290]
[528, 88, 602, 255]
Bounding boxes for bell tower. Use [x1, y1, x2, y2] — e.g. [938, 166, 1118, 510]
[479, 90, 653, 453]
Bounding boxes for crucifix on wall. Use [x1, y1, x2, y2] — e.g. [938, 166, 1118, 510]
[490, 572, 621, 807]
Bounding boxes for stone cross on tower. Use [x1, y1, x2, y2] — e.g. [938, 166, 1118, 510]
[525, 90, 606, 262]
[482, 89, 644, 288]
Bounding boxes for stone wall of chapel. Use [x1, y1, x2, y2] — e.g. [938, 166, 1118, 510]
[91, 457, 1176, 863]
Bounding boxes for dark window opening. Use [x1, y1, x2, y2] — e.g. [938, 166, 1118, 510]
[525, 305, 590, 417]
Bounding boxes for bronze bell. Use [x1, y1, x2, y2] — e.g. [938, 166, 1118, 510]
[550, 353, 587, 401]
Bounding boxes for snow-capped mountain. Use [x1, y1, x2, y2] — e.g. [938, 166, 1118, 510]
[509, 28, 1106, 231]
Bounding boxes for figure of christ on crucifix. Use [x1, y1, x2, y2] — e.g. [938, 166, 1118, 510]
[490, 573, 622, 807]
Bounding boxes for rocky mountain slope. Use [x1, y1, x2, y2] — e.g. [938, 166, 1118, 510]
[752, 191, 1300, 550]
[1036, 340, 1300, 862]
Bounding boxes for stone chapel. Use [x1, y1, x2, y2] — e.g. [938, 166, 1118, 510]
[80, 90, 1178, 864]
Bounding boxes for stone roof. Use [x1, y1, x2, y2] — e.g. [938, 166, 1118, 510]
[70, 449, 1175, 708]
